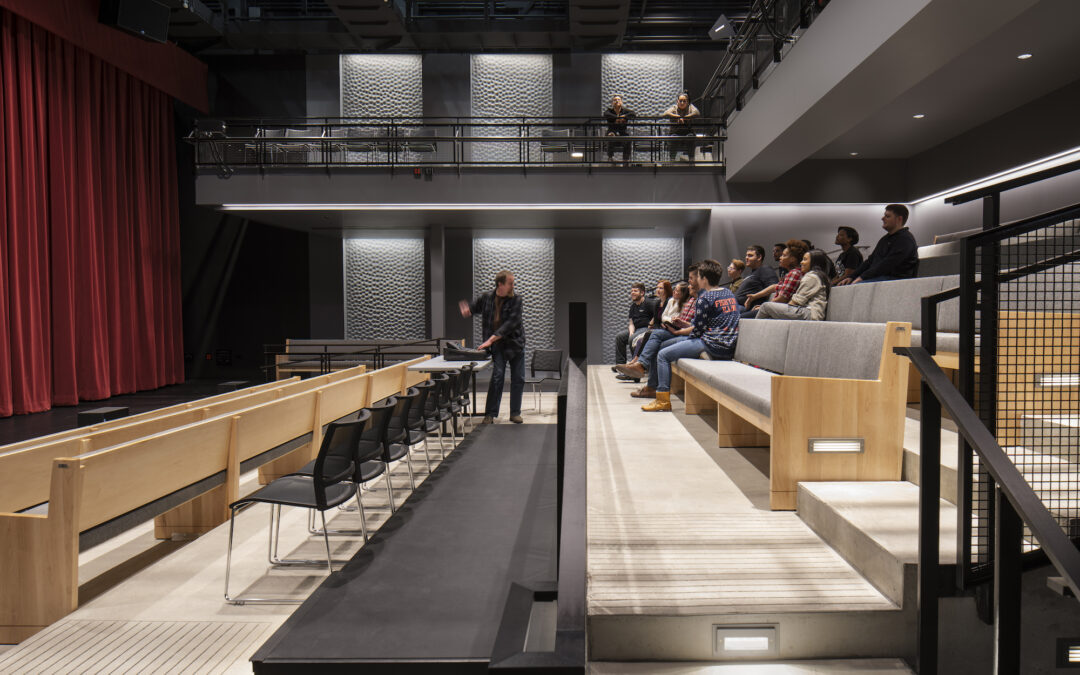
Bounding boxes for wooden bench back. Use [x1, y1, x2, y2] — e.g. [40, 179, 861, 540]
[0, 365, 370, 514]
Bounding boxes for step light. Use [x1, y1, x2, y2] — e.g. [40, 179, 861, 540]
[1055, 637, 1080, 668]
[1038, 374, 1080, 387]
[808, 438, 864, 453]
[714, 626, 777, 657]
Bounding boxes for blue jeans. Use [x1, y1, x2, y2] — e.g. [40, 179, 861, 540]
[486, 344, 525, 416]
[655, 338, 734, 392]
[638, 329, 674, 368]
[646, 334, 687, 389]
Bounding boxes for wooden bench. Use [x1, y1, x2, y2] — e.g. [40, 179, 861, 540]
[0, 358, 429, 643]
[275, 338, 462, 380]
[670, 320, 911, 511]
[0, 368, 367, 520]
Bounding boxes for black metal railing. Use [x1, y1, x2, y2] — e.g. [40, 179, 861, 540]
[700, 0, 818, 122]
[262, 337, 464, 379]
[188, 116, 726, 172]
[909, 158, 1080, 671]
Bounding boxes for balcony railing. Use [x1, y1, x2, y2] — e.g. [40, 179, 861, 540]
[188, 116, 726, 174]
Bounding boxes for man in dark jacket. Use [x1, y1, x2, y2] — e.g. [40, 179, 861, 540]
[839, 204, 918, 284]
[735, 245, 779, 314]
[459, 270, 526, 424]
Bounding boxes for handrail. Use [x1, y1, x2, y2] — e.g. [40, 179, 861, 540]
[554, 356, 586, 662]
[961, 202, 1080, 245]
[898, 346, 1080, 598]
[944, 157, 1080, 205]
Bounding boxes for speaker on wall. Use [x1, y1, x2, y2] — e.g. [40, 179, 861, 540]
[99, 0, 171, 44]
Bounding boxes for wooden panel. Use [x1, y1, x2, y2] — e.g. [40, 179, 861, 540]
[676, 368, 772, 435]
[76, 419, 233, 532]
[232, 392, 317, 463]
[0, 440, 83, 513]
[316, 375, 372, 424]
[716, 404, 770, 448]
[0, 460, 81, 634]
[682, 380, 714, 416]
[153, 485, 229, 539]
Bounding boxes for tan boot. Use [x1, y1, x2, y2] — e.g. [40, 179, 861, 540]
[641, 391, 671, 412]
[630, 386, 656, 399]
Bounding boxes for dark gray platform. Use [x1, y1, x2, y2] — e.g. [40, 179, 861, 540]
[251, 423, 558, 674]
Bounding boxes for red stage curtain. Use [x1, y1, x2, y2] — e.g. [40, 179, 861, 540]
[0, 9, 183, 416]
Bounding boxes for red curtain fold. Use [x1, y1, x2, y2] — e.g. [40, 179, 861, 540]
[0, 9, 183, 417]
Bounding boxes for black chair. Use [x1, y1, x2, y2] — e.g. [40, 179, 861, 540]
[423, 373, 455, 457]
[407, 379, 438, 472]
[450, 364, 474, 434]
[384, 388, 420, 494]
[524, 349, 564, 413]
[224, 412, 370, 604]
[436, 370, 461, 446]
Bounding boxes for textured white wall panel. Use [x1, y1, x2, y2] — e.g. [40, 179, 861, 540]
[471, 238, 555, 359]
[601, 238, 684, 363]
[340, 54, 423, 118]
[344, 238, 426, 339]
[470, 55, 552, 163]
[601, 54, 683, 161]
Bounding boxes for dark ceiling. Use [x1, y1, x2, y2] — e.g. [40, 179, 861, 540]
[161, 0, 754, 54]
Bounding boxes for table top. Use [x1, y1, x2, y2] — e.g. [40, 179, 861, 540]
[408, 355, 493, 372]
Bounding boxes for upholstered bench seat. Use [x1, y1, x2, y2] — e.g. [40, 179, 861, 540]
[677, 360, 775, 417]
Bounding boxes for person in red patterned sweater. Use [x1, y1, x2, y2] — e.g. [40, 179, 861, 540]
[740, 239, 809, 318]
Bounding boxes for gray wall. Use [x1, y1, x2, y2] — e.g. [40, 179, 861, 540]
[471, 236, 556, 359]
[601, 237, 684, 364]
[344, 237, 427, 339]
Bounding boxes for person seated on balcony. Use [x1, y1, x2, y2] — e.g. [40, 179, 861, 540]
[831, 226, 863, 284]
[643, 259, 739, 412]
[838, 204, 918, 285]
[735, 245, 780, 313]
[742, 239, 810, 317]
[614, 282, 656, 379]
[662, 93, 700, 162]
[723, 258, 745, 294]
[757, 249, 831, 321]
[603, 95, 636, 163]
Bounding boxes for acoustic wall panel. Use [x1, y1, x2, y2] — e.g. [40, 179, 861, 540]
[471, 238, 555, 358]
[600, 53, 683, 118]
[344, 238, 426, 339]
[340, 54, 423, 118]
[601, 237, 684, 364]
[470, 54, 552, 162]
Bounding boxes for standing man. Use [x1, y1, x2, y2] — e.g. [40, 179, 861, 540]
[613, 282, 655, 378]
[603, 95, 636, 163]
[735, 245, 779, 313]
[662, 93, 700, 162]
[831, 226, 862, 284]
[459, 270, 526, 424]
[838, 204, 918, 285]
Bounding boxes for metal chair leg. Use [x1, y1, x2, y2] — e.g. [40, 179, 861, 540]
[385, 469, 397, 513]
[405, 451, 416, 489]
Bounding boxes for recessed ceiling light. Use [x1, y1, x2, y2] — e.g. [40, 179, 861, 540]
[849, 152, 859, 156]
[913, 113, 926, 119]
[1017, 53, 1033, 60]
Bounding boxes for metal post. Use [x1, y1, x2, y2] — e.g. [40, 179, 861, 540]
[983, 193, 1000, 231]
[918, 381, 941, 675]
[993, 487, 1022, 674]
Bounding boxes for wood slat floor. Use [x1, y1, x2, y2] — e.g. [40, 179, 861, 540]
[586, 366, 896, 617]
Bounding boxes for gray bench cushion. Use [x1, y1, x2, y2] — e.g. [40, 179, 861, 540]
[825, 287, 855, 322]
[863, 276, 947, 329]
[678, 359, 775, 418]
[783, 321, 885, 381]
[938, 276, 960, 332]
[733, 319, 790, 374]
[910, 330, 960, 353]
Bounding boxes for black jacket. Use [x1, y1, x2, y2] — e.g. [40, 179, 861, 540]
[854, 227, 918, 280]
[469, 292, 526, 358]
[735, 265, 779, 307]
[603, 106, 636, 135]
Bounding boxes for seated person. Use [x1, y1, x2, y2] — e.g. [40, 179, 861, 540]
[838, 204, 917, 285]
[614, 282, 656, 376]
[735, 245, 779, 312]
[626, 279, 674, 365]
[757, 249, 831, 321]
[724, 258, 745, 293]
[662, 93, 700, 162]
[603, 95, 636, 162]
[618, 276, 698, 397]
[742, 239, 809, 317]
[831, 226, 862, 284]
[643, 259, 739, 412]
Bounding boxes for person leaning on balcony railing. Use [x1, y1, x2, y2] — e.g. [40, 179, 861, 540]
[603, 95, 636, 163]
[662, 93, 700, 162]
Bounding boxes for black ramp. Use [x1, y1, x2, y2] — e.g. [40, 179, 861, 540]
[252, 424, 558, 673]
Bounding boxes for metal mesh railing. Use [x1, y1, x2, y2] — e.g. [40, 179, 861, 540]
[966, 215, 1080, 576]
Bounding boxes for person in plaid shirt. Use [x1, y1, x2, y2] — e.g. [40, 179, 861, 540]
[643, 259, 739, 412]
[617, 268, 700, 398]
[741, 239, 808, 318]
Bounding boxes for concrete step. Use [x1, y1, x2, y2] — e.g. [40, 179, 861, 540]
[797, 481, 957, 607]
[1020, 414, 1080, 462]
[590, 658, 914, 673]
[902, 416, 960, 506]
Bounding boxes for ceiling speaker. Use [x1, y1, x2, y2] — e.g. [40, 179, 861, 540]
[100, 0, 171, 44]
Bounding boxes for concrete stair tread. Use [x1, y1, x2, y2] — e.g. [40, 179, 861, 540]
[590, 659, 913, 674]
[798, 481, 956, 606]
